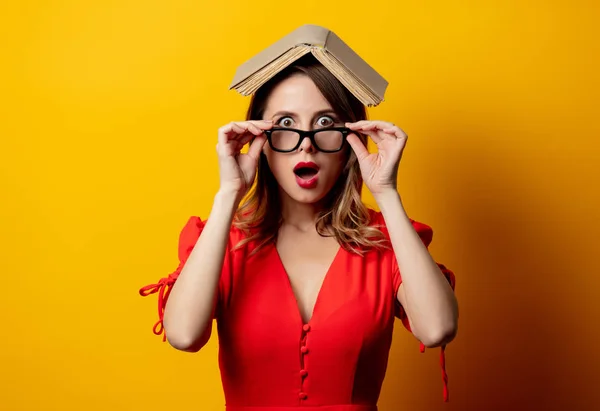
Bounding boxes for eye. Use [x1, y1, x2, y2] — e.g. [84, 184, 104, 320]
[316, 116, 335, 128]
[277, 117, 294, 128]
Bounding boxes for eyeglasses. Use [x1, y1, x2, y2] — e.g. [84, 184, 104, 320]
[263, 127, 351, 153]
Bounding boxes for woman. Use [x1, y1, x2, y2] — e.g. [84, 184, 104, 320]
[140, 54, 458, 410]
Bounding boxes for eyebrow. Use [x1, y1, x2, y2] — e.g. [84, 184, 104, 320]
[270, 109, 339, 120]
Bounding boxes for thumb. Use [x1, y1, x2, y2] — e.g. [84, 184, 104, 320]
[246, 135, 267, 161]
[347, 133, 369, 161]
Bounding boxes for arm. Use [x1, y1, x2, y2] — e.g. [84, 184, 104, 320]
[376, 189, 458, 348]
[162, 189, 239, 352]
[161, 119, 271, 352]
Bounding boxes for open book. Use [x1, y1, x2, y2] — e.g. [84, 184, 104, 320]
[229, 25, 389, 107]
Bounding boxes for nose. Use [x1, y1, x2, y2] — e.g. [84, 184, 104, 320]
[299, 135, 316, 153]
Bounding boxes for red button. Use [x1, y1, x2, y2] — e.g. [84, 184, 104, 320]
[303, 324, 311, 332]
[301, 346, 309, 354]
[299, 392, 308, 400]
[300, 369, 308, 378]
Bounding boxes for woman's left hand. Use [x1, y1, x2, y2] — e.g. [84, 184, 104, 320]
[345, 120, 408, 197]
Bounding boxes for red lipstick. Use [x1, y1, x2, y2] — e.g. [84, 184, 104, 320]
[293, 162, 320, 189]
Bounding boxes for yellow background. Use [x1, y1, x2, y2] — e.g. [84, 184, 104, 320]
[1, 1, 599, 410]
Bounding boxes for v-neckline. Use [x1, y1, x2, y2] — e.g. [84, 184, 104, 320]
[272, 243, 343, 327]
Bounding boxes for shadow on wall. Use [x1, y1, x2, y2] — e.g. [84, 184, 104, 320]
[379, 113, 592, 411]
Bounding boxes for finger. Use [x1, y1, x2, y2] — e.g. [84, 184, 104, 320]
[217, 123, 252, 157]
[239, 121, 271, 134]
[370, 122, 405, 140]
[346, 133, 370, 161]
[251, 124, 273, 136]
[218, 122, 245, 142]
[345, 122, 384, 142]
[347, 123, 380, 133]
[226, 141, 251, 159]
[362, 126, 385, 143]
[345, 120, 384, 130]
[365, 124, 401, 142]
[230, 122, 249, 138]
[235, 121, 271, 139]
[346, 120, 373, 129]
[381, 125, 408, 139]
[218, 121, 271, 151]
[218, 122, 237, 148]
[369, 120, 396, 130]
[236, 133, 255, 148]
[230, 122, 253, 135]
[246, 134, 267, 160]
[249, 120, 274, 129]
[347, 120, 397, 133]
[247, 123, 266, 136]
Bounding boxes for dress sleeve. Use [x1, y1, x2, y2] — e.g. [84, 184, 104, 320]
[138, 216, 231, 341]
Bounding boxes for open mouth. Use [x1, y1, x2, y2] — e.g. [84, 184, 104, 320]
[293, 162, 320, 180]
[294, 167, 319, 180]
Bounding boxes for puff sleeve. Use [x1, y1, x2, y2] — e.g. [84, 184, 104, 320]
[139, 216, 228, 342]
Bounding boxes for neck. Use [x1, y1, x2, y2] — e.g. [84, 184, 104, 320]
[279, 190, 325, 232]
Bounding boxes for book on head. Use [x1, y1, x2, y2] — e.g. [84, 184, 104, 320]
[229, 24, 389, 107]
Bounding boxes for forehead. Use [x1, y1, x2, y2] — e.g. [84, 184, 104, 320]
[263, 74, 333, 117]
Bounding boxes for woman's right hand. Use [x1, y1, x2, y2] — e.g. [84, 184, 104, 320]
[216, 120, 272, 200]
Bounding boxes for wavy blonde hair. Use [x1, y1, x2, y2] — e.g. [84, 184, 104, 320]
[233, 55, 387, 255]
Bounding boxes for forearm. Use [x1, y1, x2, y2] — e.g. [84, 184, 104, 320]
[376, 190, 458, 346]
[163, 189, 239, 351]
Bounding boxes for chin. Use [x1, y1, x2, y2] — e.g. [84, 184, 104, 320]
[282, 180, 332, 205]
[290, 192, 327, 205]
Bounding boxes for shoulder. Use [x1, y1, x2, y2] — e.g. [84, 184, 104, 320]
[365, 207, 434, 247]
[176, 216, 251, 256]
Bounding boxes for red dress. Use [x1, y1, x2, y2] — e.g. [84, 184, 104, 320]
[140, 209, 456, 411]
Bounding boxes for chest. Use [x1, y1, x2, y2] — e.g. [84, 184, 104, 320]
[275, 233, 340, 324]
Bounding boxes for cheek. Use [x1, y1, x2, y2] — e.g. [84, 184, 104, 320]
[325, 153, 349, 177]
[264, 151, 291, 179]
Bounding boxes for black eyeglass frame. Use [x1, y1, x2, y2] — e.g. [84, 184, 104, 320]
[263, 127, 352, 153]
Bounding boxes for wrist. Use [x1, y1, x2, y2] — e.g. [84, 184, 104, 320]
[214, 188, 242, 210]
[373, 188, 401, 207]
[375, 190, 411, 225]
